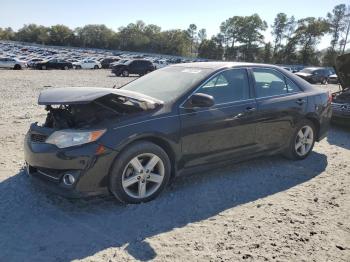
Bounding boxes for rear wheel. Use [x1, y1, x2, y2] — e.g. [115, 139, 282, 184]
[122, 69, 129, 77]
[63, 66, 69, 70]
[41, 65, 46, 70]
[94, 65, 99, 69]
[321, 78, 328, 85]
[109, 141, 171, 204]
[284, 120, 316, 160]
[13, 64, 21, 70]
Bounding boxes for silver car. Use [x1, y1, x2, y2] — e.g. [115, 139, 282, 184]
[0, 57, 26, 70]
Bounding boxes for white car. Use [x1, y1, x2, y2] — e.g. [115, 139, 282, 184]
[0, 57, 26, 70]
[73, 60, 102, 69]
[153, 60, 168, 69]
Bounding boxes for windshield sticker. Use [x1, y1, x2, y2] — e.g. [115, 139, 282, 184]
[182, 69, 202, 74]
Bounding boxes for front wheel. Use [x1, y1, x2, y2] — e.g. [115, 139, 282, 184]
[284, 120, 316, 160]
[63, 66, 69, 70]
[122, 69, 129, 77]
[94, 65, 99, 69]
[109, 141, 171, 204]
[13, 64, 22, 70]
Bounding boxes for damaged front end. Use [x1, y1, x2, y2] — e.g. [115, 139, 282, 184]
[24, 87, 163, 197]
[332, 53, 350, 122]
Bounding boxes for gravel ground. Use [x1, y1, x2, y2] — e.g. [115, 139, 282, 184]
[0, 69, 349, 262]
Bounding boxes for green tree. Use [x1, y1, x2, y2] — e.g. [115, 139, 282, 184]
[236, 14, 268, 61]
[15, 24, 49, 44]
[272, 13, 288, 53]
[197, 28, 207, 43]
[187, 24, 197, 55]
[263, 42, 273, 63]
[327, 4, 347, 51]
[0, 27, 15, 40]
[48, 25, 74, 46]
[340, 5, 350, 54]
[294, 17, 329, 65]
[75, 24, 115, 49]
[198, 39, 223, 60]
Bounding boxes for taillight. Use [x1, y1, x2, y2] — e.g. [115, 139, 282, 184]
[328, 91, 333, 103]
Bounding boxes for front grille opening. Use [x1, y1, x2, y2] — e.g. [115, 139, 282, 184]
[30, 133, 48, 143]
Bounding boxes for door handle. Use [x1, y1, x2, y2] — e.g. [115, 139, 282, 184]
[295, 99, 306, 105]
[245, 107, 256, 112]
[231, 107, 256, 119]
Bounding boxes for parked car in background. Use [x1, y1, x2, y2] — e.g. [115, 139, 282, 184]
[328, 74, 339, 84]
[0, 57, 26, 69]
[111, 59, 155, 76]
[35, 59, 73, 70]
[332, 53, 350, 123]
[109, 59, 130, 68]
[24, 62, 331, 203]
[295, 67, 330, 84]
[100, 58, 120, 69]
[27, 58, 43, 68]
[73, 60, 102, 69]
[153, 59, 168, 69]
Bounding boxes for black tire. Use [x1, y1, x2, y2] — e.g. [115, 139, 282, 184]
[76, 65, 82, 70]
[94, 65, 99, 69]
[13, 64, 21, 70]
[63, 66, 69, 70]
[321, 78, 328, 85]
[283, 119, 316, 160]
[109, 141, 171, 204]
[122, 69, 129, 77]
[41, 65, 46, 70]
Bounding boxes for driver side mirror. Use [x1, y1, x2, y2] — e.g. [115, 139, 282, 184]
[185, 93, 215, 108]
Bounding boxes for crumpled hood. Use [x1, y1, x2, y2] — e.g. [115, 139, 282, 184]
[335, 53, 350, 90]
[38, 87, 163, 109]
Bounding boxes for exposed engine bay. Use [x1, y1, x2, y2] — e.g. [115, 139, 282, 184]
[38, 88, 163, 129]
[332, 89, 350, 104]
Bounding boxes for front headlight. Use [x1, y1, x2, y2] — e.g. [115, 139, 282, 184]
[46, 129, 106, 148]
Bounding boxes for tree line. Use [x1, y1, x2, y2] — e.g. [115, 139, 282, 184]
[0, 3, 349, 66]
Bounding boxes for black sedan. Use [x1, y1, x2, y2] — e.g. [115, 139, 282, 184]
[24, 62, 332, 204]
[111, 59, 155, 76]
[35, 59, 73, 70]
[295, 67, 330, 84]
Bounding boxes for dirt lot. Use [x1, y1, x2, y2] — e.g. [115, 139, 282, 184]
[0, 69, 349, 262]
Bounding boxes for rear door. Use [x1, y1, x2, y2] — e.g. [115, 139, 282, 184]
[180, 68, 258, 168]
[251, 67, 307, 151]
[129, 61, 139, 74]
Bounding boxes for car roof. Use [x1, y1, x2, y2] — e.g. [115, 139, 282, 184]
[169, 62, 283, 70]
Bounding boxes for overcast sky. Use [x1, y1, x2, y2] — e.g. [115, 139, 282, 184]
[1, 0, 347, 49]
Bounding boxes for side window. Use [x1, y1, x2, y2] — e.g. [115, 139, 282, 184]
[196, 69, 250, 104]
[285, 78, 301, 93]
[252, 68, 287, 98]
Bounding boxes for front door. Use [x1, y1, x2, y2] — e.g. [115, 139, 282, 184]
[180, 68, 258, 168]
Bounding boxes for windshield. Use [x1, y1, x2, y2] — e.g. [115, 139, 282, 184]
[122, 66, 214, 102]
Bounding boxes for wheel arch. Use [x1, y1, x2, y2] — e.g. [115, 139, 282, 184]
[304, 114, 321, 141]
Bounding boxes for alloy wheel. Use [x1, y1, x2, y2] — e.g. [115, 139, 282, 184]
[121, 153, 165, 199]
[295, 125, 314, 157]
